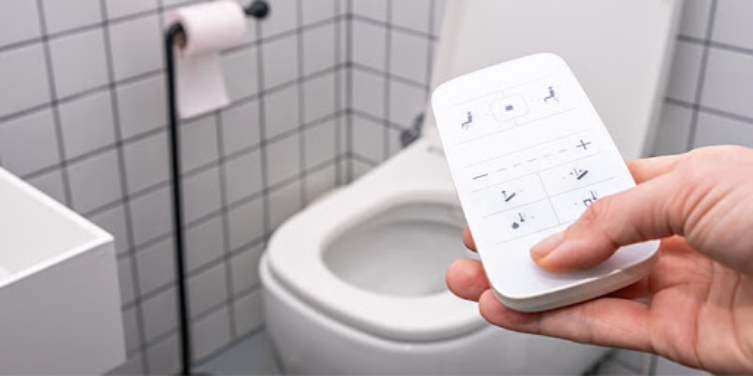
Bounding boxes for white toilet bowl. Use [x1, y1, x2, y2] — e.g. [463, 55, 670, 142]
[260, 138, 607, 374]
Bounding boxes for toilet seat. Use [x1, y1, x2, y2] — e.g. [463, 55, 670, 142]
[267, 139, 486, 342]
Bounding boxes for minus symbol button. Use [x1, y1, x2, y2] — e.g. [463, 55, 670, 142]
[472, 173, 489, 180]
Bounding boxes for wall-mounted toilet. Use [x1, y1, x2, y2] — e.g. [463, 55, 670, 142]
[260, 0, 681, 374]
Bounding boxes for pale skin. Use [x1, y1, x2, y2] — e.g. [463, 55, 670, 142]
[446, 145, 753, 374]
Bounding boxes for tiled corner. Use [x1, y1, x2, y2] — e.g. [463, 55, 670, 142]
[665, 41, 704, 103]
[67, 149, 123, 213]
[263, 85, 300, 139]
[116, 74, 167, 139]
[352, 69, 385, 118]
[108, 14, 163, 81]
[0, 44, 51, 118]
[188, 262, 229, 318]
[0, 0, 42, 48]
[135, 237, 176, 296]
[224, 149, 263, 203]
[265, 133, 301, 187]
[304, 120, 336, 169]
[58, 90, 116, 158]
[0, 109, 60, 176]
[42, 0, 102, 34]
[49, 28, 109, 98]
[303, 73, 336, 123]
[220, 100, 261, 155]
[352, 116, 384, 162]
[185, 216, 226, 272]
[305, 163, 337, 204]
[261, 34, 299, 90]
[352, 0, 387, 22]
[268, 180, 302, 230]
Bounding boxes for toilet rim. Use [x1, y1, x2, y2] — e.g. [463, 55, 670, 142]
[266, 150, 485, 342]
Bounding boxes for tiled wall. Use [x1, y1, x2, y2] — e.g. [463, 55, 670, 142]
[0, 0, 346, 373]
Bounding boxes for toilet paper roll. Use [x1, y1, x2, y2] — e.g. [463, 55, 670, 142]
[167, 0, 247, 120]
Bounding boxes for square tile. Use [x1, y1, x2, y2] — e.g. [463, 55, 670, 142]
[185, 215, 225, 272]
[665, 41, 703, 103]
[26, 168, 67, 204]
[433, 0, 447, 36]
[389, 80, 427, 127]
[49, 29, 109, 99]
[652, 103, 692, 156]
[352, 69, 385, 118]
[42, 0, 102, 34]
[183, 166, 222, 223]
[303, 73, 336, 123]
[351, 158, 374, 180]
[180, 114, 219, 173]
[129, 186, 173, 246]
[221, 100, 261, 155]
[141, 287, 178, 343]
[116, 74, 167, 139]
[230, 244, 264, 295]
[68, 149, 123, 213]
[188, 262, 228, 318]
[678, 0, 711, 39]
[701, 48, 753, 119]
[304, 120, 336, 169]
[301, 0, 336, 25]
[232, 289, 264, 337]
[0, 109, 59, 176]
[386, 124, 402, 157]
[303, 23, 336, 76]
[262, 34, 299, 89]
[191, 306, 232, 362]
[266, 134, 301, 187]
[268, 180, 302, 230]
[106, 0, 158, 19]
[305, 163, 336, 204]
[117, 257, 136, 305]
[145, 333, 181, 375]
[108, 15, 163, 80]
[90, 204, 131, 257]
[224, 149, 263, 203]
[123, 131, 169, 194]
[264, 85, 300, 139]
[136, 237, 176, 295]
[121, 306, 142, 355]
[0, 0, 41, 48]
[221, 46, 259, 101]
[59, 90, 116, 158]
[352, 0, 387, 21]
[693, 111, 753, 148]
[389, 30, 430, 84]
[352, 116, 384, 162]
[352, 21, 386, 71]
[0, 44, 51, 117]
[259, 0, 298, 38]
[711, 0, 753, 50]
[227, 197, 265, 250]
[391, 0, 431, 33]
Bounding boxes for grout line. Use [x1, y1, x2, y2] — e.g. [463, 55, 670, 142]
[296, 0, 308, 207]
[345, 0, 354, 183]
[351, 14, 439, 41]
[383, 0, 394, 161]
[333, 0, 344, 186]
[685, 0, 718, 150]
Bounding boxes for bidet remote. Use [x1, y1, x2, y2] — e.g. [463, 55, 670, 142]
[431, 53, 659, 312]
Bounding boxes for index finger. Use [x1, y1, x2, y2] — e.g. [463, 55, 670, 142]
[626, 154, 682, 184]
[463, 225, 476, 252]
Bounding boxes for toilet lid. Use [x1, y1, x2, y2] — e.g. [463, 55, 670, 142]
[267, 141, 486, 342]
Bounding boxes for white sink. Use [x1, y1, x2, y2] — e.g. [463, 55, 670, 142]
[0, 168, 125, 373]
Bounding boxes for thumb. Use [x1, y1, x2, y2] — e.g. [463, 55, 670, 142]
[530, 173, 684, 273]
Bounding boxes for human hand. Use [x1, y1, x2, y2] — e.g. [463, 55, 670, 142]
[446, 146, 753, 374]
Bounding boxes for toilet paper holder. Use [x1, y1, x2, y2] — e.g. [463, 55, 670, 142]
[164, 2, 268, 375]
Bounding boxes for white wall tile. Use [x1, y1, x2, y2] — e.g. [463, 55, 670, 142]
[0, 0, 41, 48]
[305, 163, 336, 203]
[652, 103, 692, 156]
[221, 46, 259, 101]
[221, 101, 261, 155]
[387, 124, 402, 157]
[232, 289, 264, 337]
[123, 132, 169, 194]
[0, 45, 51, 117]
[145, 333, 181, 375]
[352, 0, 387, 21]
[26, 168, 67, 204]
[224, 149, 263, 203]
[121, 306, 142, 355]
[180, 114, 219, 173]
[432, 0, 447, 36]
[665, 41, 703, 103]
[352, 21, 386, 70]
[0, 109, 59, 175]
[188, 263, 229, 318]
[352, 69, 385, 118]
[304, 120, 336, 168]
[301, 0, 336, 26]
[141, 288, 178, 343]
[264, 85, 300, 139]
[262, 34, 299, 89]
[58, 90, 116, 158]
[678, 0, 711, 39]
[390, 0, 430, 33]
[116, 74, 167, 139]
[266, 133, 301, 186]
[303, 73, 336, 123]
[108, 15, 163, 81]
[49, 29, 109, 98]
[303, 23, 336, 75]
[185, 216, 225, 272]
[701, 48, 753, 120]
[42, 0, 102, 34]
[268, 180, 302, 229]
[129, 186, 173, 246]
[389, 30, 430, 83]
[388, 80, 426, 127]
[230, 244, 264, 295]
[117, 257, 136, 305]
[352, 116, 384, 162]
[183, 166, 222, 223]
[108, 350, 145, 375]
[90, 204, 132, 257]
[106, 0, 159, 19]
[227, 197, 265, 250]
[192, 308, 232, 362]
[136, 237, 176, 295]
[68, 149, 123, 212]
[351, 158, 374, 180]
[259, 0, 298, 38]
[712, 0, 753, 50]
[693, 111, 753, 148]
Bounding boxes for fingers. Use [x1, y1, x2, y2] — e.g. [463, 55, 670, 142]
[446, 258, 489, 301]
[477, 290, 654, 352]
[531, 173, 684, 273]
[626, 154, 682, 184]
[463, 225, 477, 252]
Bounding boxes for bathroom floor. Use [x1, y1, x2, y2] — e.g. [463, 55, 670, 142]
[196, 329, 282, 376]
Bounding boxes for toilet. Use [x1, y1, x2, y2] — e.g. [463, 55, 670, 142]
[260, 0, 682, 374]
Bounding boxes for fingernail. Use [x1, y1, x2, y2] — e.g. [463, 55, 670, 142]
[531, 231, 565, 260]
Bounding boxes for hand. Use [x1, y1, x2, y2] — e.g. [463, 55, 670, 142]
[446, 146, 753, 374]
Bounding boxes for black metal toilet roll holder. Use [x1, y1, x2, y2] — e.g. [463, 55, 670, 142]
[164, 2, 269, 374]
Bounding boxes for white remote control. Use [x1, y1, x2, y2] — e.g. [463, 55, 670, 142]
[431, 54, 659, 312]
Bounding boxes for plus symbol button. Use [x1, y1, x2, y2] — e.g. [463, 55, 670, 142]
[576, 139, 592, 151]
